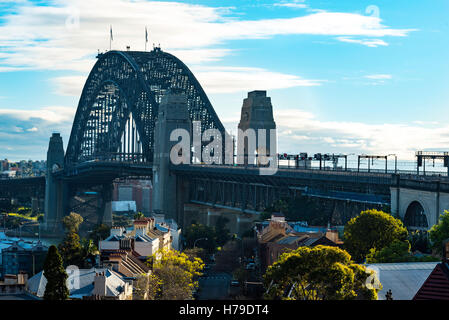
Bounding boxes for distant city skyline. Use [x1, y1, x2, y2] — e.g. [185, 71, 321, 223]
[1, 0, 449, 161]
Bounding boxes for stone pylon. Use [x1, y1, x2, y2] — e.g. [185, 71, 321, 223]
[44, 133, 66, 233]
[152, 90, 191, 221]
[237, 90, 276, 165]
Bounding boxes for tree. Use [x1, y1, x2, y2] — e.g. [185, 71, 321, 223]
[264, 245, 380, 300]
[429, 210, 449, 256]
[89, 224, 111, 246]
[62, 212, 84, 233]
[134, 212, 145, 220]
[344, 209, 408, 263]
[145, 249, 204, 300]
[133, 273, 159, 300]
[409, 230, 432, 253]
[43, 245, 69, 300]
[58, 232, 83, 267]
[214, 240, 241, 273]
[215, 216, 231, 247]
[366, 240, 412, 263]
[184, 223, 217, 253]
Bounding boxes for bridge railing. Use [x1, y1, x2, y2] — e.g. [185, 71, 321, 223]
[73, 152, 151, 165]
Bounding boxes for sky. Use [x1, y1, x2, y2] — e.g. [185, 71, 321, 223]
[0, 0, 449, 164]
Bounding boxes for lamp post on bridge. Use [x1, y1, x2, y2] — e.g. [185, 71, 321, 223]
[388, 154, 397, 174]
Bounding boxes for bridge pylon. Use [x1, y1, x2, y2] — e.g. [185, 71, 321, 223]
[152, 90, 191, 222]
[44, 133, 67, 234]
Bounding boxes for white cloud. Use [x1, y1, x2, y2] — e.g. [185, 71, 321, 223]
[336, 37, 388, 47]
[192, 66, 324, 93]
[274, 1, 307, 9]
[0, 106, 76, 123]
[364, 74, 392, 80]
[0, 0, 415, 73]
[221, 108, 449, 160]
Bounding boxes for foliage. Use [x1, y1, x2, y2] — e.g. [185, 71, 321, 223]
[215, 216, 231, 247]
[366, 240, 411, 263]
[367, 239, 440, 263]
[409, 230, 432, 254]
[344, 209, 408, 263]
[429, 210, 449, 256]
[214, 240, 241, 273]
[184, 223, 217, 253]
[145, 249, 205, 300]
[183, 247, 208, 263]
[43, 245, 69, 300]
[133, 273, 160, 300]
[80, 238, 98, 267]
[264, 245, 379, 300]
[58, 232, 83, 267]
[262, 198, 330, 225]
[134, 211, 145, 220]
[89, 224, 111, 246]
[62, 212, 84, 233]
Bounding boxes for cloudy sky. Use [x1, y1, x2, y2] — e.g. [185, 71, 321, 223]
[0, 0, 449, 165]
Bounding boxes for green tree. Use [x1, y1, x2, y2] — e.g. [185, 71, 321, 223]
[366, 239, 412, 263]
[134, 211, 145, 220]
[215, 216, 231, 247]
[409, 230, 432, 254]
[62, 212, 84, 233]
[58, 232, 83, 267]
[89, 224, 111, 246]
[264, 245, 379, 300]
[429, 210, 449, 256]
[344, 209, 408, 262]
[184, 223, 217, 253]
[43, 245, 69, 300]
[214, 240, 241, 273]
[146, 249, 204, 300]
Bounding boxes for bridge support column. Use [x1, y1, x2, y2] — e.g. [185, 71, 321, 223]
[152, 90, 191, 221]
[99, 184, 113, 227]
[44, 133, 66, 233]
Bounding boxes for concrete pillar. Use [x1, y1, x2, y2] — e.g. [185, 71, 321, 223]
[152, 90, 191, 221]
[44, 133, 65, 232]
[237, 91, 276, 165]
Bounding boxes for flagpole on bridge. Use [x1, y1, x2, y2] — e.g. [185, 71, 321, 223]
[109, 25, 113, 51]
[145, 26, 148, 51]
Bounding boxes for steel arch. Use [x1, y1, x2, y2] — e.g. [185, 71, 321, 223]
[65, 48, 225, 166]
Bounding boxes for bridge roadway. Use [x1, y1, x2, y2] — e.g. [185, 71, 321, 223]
[3, 162, 449, 219]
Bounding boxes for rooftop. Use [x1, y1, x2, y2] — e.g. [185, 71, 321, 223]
[365, 262, 439, 300]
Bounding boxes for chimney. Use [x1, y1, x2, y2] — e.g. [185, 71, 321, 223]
[93, 271, 107, 296]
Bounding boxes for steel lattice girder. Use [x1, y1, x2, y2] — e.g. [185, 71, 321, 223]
[65, 49, 225, 166]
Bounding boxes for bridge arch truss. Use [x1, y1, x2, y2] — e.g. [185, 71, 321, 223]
[65, 49, 225, 167]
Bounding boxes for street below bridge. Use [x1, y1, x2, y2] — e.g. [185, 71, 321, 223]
[197, 272, 232, 300]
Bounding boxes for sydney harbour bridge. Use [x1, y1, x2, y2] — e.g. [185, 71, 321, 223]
[1, 47, 448, 235]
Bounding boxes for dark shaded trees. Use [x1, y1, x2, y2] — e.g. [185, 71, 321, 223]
[43, 245, 69, 300]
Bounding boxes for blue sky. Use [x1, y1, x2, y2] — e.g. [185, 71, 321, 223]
[0, 0, 449, 162]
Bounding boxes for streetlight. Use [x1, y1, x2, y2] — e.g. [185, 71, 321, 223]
[388, 154, 397, 174]
[194, 237, 208, 248]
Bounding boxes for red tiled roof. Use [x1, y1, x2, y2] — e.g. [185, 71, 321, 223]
[413, 263, 449, 300]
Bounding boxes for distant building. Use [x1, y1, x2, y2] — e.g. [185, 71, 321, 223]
[27, 268, 133, 300]
[256, 214, 342, 271]
[113, 180, 152, 214]
[1, 241, 48, 278]
[99, 217, 173, 262]
[0, 272, 28, 296]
